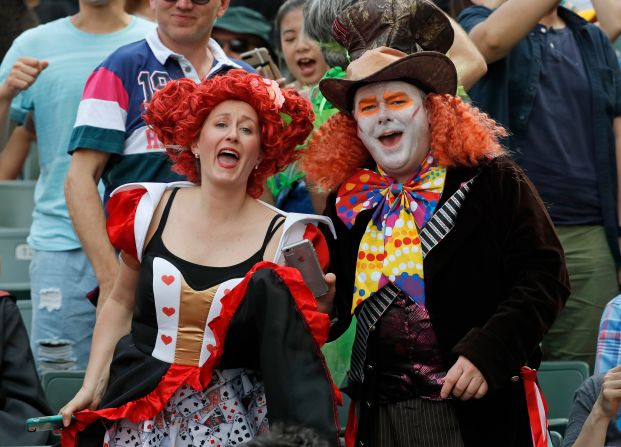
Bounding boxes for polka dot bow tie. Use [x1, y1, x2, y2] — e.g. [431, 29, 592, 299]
[336, 154, 446, 312]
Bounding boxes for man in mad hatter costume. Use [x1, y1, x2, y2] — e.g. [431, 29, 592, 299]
[302, 1, 570, 446]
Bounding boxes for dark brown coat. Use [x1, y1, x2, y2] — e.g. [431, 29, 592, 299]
[324, 156, 570, 446]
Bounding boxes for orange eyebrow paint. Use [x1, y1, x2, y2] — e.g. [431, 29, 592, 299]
[357, 96, 378, 116]
[383, 91, 414, 110]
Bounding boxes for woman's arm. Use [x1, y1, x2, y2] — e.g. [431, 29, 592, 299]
[59, 255, 138, 426]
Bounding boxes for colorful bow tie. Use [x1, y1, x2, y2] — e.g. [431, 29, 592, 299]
[336, 154, 446, 312]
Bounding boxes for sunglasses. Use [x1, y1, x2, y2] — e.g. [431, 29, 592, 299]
[214, 37, 254, 54]
[162, 0, 212, 5]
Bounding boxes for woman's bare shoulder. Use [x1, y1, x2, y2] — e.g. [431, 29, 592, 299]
[144, 188, 178, 249]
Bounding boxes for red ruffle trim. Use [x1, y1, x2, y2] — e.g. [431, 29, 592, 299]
[62, 262, 341, 446]
[106, 187, 147, 262]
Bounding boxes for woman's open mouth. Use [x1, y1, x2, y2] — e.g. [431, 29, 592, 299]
[216, 148, 240, 168]
[297, 58, 317, 77]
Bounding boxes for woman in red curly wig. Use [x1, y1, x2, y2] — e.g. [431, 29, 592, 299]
[60, 70, 342, 447]
[298, 1, 570, 445]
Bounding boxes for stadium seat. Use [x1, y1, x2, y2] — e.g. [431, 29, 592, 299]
[538, 361, 590, 437]
[0, 180, 35, 228]
[0, 227, 31, 294]
[41, 370, 85, 414]
[549, 430, 563, 447]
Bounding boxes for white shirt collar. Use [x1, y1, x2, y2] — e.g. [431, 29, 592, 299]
[146, 28, 241, 81]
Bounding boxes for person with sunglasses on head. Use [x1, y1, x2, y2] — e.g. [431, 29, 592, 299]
[212, 6, 276, 61]
[65, 0, 256, 314]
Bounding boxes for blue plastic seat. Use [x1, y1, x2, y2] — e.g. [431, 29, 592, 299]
[538, 361, 590, 437]
[549, 430, 563, 447]
[0, 180, 35, 228]
[40, 370, 85, 414]
[0, 227, 31, 293]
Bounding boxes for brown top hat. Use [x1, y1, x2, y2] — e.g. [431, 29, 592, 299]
[320, 47, 457, 114]
[320, 0, 457, 114]
[331, 0, 454, 60]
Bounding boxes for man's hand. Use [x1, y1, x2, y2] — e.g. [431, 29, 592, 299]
[440, 355, 489, 400]
[316, 273, 336, 315]
[0, 57, 48, 100]
[595, 364, 621, 419]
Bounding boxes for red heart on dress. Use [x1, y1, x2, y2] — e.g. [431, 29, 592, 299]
[162, 307, 175, 316]
[161, 334, 172, 345]
[161, 275, 175, 285]
[223, 288, 231, 295]
[147, 424, 152, 430]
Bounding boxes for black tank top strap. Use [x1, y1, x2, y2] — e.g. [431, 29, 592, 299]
[152, 187, 180, 240]
[258, 213, 286, 256]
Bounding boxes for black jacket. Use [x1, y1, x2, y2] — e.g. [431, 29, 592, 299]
[0, 294, 53, 446]
[324, 156, 570, 446]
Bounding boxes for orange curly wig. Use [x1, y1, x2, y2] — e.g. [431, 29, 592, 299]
[302, 93, 507, 191]
[143, 70, 314, 198]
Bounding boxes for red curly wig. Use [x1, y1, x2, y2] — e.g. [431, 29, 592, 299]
[143, 70, 314, 198]
[301, 93, 507, 191]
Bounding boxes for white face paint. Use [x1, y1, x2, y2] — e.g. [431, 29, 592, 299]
[353, 81, 430, 182]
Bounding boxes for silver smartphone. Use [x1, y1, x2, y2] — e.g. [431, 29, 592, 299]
[282, 239, 329, 298]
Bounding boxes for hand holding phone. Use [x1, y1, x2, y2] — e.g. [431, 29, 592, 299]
[317, 272, 336, 315]
[282, 239, 329, 298]
[26, 415, 74, 432]
[240, 47, 283, 81]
